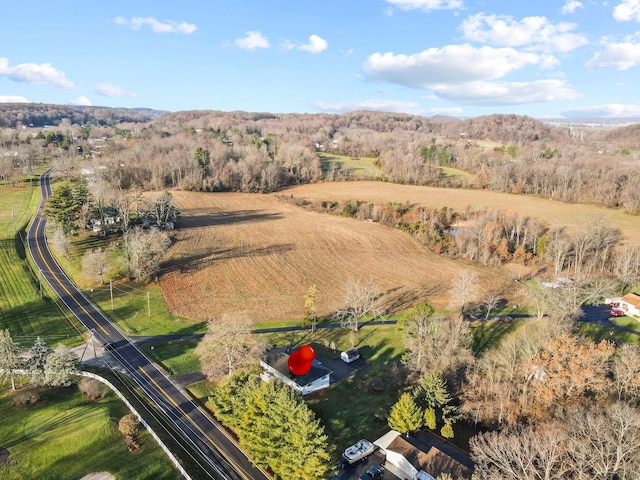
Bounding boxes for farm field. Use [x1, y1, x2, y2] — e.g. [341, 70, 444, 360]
[160, 190, 512, 324]
[283, 181, 640, 247]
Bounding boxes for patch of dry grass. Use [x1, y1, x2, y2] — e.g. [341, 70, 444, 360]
[283, 182, 640, 247]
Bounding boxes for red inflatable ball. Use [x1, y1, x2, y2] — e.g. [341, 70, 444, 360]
[288, 349, 313, 375]
[298, 344, 316, 362]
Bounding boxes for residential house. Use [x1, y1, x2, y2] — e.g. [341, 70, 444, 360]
[619, 292, 640, 319]
[260, 347, 332, 396]
[374, 430, 474, 480]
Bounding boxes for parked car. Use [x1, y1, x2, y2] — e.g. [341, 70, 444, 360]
[360, 465, 385, 480]
[611, 309, 625, 317]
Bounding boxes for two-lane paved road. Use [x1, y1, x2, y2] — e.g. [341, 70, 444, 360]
[28, 170, 269, 480]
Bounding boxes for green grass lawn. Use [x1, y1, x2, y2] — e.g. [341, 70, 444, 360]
[0, 383, 180, 480]
[577, 316, 640, 345]
[139, 338, 202, 375]
[438, 165, 477, 185]
[0, 181, 84, 345]
[318, 152, 382, 180]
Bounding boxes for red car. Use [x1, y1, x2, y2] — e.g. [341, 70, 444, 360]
[611, 309, 625, 317]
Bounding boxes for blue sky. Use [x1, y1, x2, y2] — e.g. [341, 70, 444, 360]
[2, 0, 640, 118]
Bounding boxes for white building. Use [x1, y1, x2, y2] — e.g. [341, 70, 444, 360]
[260, 347, 332, 396]
[619, 292, 640, 319]
[374, 430, 473, 480]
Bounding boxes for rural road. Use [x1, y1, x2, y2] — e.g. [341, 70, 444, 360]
[28, 170, 269, 480]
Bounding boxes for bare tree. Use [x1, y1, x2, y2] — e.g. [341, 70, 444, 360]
[399, 304, 472, 376]
[612, 345, 640, 402]
[482, 290, 503, 320]
[81, 248, 111, 284]
[332, 277, 383, 332]
[471, 423, 569, 480]
[0, 329, 20, 390]
[448, 270, 479, 318]
[51, 226, 72, 259]
[195, 315, 266, 379]
[564, 403, 640, 479]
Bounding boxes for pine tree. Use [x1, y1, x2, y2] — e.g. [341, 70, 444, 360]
[28, 336, 52, 384]
[43, 346, 79, 386]
[414, 371, 459, 435]
[388, 392, 424, 435]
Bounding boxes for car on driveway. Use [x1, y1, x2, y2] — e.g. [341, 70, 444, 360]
[611, 309, 625, 317]
[359, 465, 384, 480]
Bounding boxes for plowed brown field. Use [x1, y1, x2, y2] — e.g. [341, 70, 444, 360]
[160, 189, 508, 323]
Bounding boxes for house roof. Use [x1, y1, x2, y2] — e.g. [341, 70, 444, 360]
[621, 292, 640, 309]
[262, 347, 332, 387]
[386, 435, 473, 480]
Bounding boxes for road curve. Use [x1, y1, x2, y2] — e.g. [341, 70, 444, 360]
[28, 170, 269, 480]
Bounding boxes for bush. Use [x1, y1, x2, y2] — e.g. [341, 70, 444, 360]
[78, 377, 109, 400]
[366, 376, 385, 392]
[10, 389, 43, 407]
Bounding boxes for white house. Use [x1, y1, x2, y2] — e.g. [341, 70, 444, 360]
[619, 293, 640, 319]
[374, 430, 473, 480]
[260, 347, 332, 396]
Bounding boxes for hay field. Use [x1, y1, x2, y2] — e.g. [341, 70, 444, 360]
[160, 190, 507, 323]
[284, 182, 640, 247]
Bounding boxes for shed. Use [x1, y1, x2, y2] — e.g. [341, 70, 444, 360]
[341, 348, 360, 364]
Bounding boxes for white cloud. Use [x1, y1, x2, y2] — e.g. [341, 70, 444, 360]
[0, 58, 74, 89]
[235, 31, 270, 50]
[69, 96, 92, 106]
[562, 1, 584, 14]
[585, 41, 640, 69]
[384, 7, 394, 16]
[460, 13, 588, 52]
[115, 16, 196, 34]
[313, 98, 420, 113]
[562, 103, 640, 117]
[0, 95, 30, 103]
[613, 0, 640, 21]
[95, 82, 136, 97]
[298, 35, 328, 54]
[363, 45, 544, 88]
[385, 0, 464, 12]
[430, 79, 581, 105]
[427, 107, 464, 116]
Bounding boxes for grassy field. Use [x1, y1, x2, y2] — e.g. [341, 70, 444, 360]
[139, 338, 202, 375]
[0, 383, 180, 480]
[283, 181, 640, 247]
[0, 180, 84, 345]
[318, 152, 382, 179]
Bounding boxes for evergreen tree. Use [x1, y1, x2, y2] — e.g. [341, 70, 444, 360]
[44, 346, 79, 386]
[388, 392, 424, 435]
[28, 336, 52, 384]
[0, 329, 20, 390]
[414, 371, 459, 436]
[213, 371, 332, 479]
[45, 184, 83, 233]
